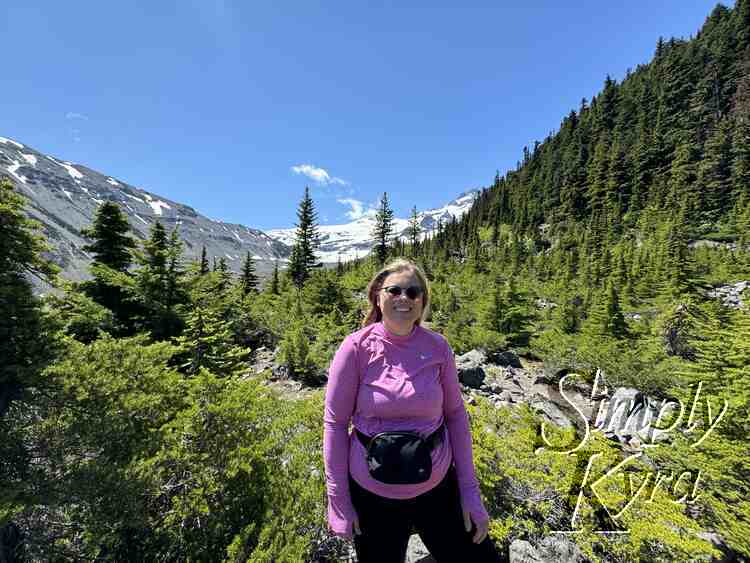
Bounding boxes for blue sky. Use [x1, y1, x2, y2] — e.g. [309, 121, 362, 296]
[1, 1, 729, 230]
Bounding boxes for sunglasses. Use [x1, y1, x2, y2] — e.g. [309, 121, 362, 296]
[380, 285, 424, 300]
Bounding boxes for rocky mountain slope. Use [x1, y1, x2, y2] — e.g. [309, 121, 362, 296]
[266, 191, 479, 262]
[0, 136, 290, 283]
[2, 135, 480, 282]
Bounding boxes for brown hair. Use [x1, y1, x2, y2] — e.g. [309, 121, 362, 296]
[362, 258, 430, 328]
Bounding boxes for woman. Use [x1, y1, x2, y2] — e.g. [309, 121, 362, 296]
[323, 259, 502, 562]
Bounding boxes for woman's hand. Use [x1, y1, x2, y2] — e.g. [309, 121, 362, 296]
[463, 509, 488, 544]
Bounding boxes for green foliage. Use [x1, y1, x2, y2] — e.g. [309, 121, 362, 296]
[80, 261, 143, 335]
[278, 319, 320, 384]
[135, 223, 187, 339]
[0, 178, 59, 416]
[11, 335, 188, 560]
[45, 285, 115, 343]
[582, 281, 630, 340]
[470, 399, 719, 562]
[134, 370, 277, 561]
[175, 288, 251, 376]
[301, 269, 352, 318]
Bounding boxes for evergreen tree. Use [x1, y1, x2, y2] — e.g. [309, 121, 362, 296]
[139, 221, 169, 292]
[480, 275, 531, 346]
[215, 257, 232, 292]
[696, 119, 733, 221]
[239, 252, 259, 295]
[406, 205, 422, 254]
[336, 255, 344, 277]
[288, 187, 321, 289]
[134, 223, 187, 339]
[605, 135, 628, 220]
[667, 132, 699, 212]
[371, 192, 395, 266]
[165, 228, 187, 313]
[663, 205, 700, 298]
[80, 202, 140, 332]
[730, 113, 750, 205]
[0, 178, 58, 417]
[199, 245, 210, 275]
[81, 202, 137, 272]
[586, 133, 610, 215]
[269, 262, 280, 295]
[176, 304, 249, 376]
[583, 280, 629, 339]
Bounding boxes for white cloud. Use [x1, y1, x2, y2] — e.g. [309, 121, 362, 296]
[65, 112, 89, 121]
[291, 163, 348, 186]
[337, 198, 376, 221]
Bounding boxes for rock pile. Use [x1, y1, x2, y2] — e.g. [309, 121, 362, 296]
[707, 280, 748, 309]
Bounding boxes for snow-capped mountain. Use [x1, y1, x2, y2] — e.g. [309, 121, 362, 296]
[0, 136, 289, 283]
[266, 191, 479, 263]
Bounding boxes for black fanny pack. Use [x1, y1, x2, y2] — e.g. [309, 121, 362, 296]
[355, 424, 444, 485]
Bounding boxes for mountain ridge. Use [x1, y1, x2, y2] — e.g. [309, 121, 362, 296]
[1, 136, 478, 282]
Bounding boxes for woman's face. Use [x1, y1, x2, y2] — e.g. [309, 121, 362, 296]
[376, 269, 424, 334]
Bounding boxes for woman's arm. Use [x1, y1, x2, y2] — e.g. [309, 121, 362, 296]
[323, 335, 360, 538]
[439, 337, 490, 525]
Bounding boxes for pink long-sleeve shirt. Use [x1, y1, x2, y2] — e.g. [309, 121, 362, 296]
[323, 321, 489, 539]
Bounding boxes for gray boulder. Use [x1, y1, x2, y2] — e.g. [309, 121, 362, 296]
[456, 350, 487, 388]
[594, 387, 666, 446]
[509, 536, 585, 563]
[708, 280, 749, 309]
[530, 400, 574, 429]
[490, 350, 523, 368]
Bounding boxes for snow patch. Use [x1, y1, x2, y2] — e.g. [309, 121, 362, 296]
[134, 214, 148, 225]
[46, 155, 84, 180]
[21, 153, 37, 166]
[142, 192, 171, 215]
[62, 162, 84, 179]
[0, 137, 24, 149]
[148, 200, 171, 215]
[6, 161, 27, 183]
[225, 253, 235, 260]
[91, 197, 104, 205]
[124, 192, 146, 204]
[233, 232, 243, 243]
[62, 189, 73, 201]
[107, 177, 121, 186]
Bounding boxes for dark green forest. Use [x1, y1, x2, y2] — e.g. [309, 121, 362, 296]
[2, 2, 750, 561]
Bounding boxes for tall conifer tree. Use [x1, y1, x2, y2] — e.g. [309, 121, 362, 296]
[81, 202, 136, 272]
[406, 205, 422, 254]
[371, 192, 394, 266]
[240, 252, 259, 295]
[288, 187, 321, 289]
[199, 246, 210, 275]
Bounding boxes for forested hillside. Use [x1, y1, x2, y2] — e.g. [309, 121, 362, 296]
[1, 2, 749, 562]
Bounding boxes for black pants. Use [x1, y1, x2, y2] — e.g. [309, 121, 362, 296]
[348, 464, 504, 563]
